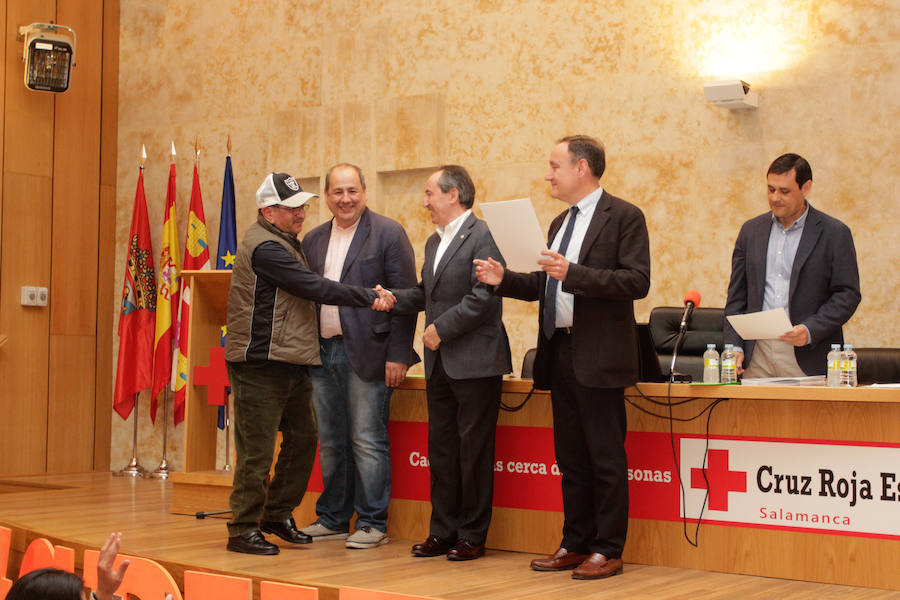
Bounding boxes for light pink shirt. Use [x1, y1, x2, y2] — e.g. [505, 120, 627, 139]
[320, 218, 360, 338]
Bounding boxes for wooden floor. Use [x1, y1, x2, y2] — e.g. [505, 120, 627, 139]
[0, 473, 896, 600]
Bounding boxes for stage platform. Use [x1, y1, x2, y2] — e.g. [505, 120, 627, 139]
[0, 473, 895, 599]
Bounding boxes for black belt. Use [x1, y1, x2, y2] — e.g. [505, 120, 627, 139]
[324, 335, 343, 340]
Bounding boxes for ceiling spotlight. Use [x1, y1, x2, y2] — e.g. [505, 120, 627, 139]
[18, 23, 77, 93]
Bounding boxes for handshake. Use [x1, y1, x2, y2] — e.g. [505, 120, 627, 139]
[371, 284, 396, 312]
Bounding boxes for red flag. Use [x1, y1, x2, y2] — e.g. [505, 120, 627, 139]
[172, 165, 211, 424]
[150, 162, 180, 422]
[113, 169, 157, 419]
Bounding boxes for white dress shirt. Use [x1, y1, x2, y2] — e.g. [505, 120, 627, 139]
[433, 209, 472, 274]
[548, 186, 603, 328]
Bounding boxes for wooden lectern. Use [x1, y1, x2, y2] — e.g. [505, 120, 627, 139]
[169, 270, 237, 515]
[179, 270, 233, 472]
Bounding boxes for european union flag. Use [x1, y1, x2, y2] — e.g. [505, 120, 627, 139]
[216, 156, 237, 429]
[216, 155, 237, 270]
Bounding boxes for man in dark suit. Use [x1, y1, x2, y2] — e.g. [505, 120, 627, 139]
[724, 153, 861, 377]
[385, 164, 512, 561]
[300, 163, 418, 549]
[475, 135, 650, 579]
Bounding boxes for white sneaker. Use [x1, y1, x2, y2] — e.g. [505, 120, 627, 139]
[300, 521, 349, 540]
[345, 526, 388, 549]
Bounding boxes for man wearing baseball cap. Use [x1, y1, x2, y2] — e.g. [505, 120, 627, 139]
[224, 172, 394, 555]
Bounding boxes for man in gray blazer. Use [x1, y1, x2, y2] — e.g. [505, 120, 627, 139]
[724, 153, 861, 377]
[386, 164, 511, 561]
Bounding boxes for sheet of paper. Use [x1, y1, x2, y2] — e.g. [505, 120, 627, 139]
[740, 376, 826, 386]
[726, 308, 793, 340]
[480, 198, 547, 272]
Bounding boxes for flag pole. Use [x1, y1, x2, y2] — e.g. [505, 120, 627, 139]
[223, 391, 232, 471]
[149, 388, 171, 479]
[115, 394, 146, 477]
[220, 133, 234, 472]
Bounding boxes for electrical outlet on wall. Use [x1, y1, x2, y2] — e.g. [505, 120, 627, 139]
[20, 286, 48, 306]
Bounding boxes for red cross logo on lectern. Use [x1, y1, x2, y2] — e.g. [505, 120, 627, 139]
[690, 448, 747, 511]
[193, 346, 230, 406]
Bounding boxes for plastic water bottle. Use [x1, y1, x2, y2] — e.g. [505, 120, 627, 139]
[826, 344, 841, 387]
[840, 344, 858, 388]
[703, 344, 720, 383]
[721, 344, 738, 383]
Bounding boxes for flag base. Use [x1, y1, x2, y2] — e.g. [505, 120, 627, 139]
[114, 457, 146, 478]
[148, 458, 170, 479]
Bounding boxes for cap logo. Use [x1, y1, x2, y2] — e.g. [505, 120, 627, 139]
[283, 176, 300, 192]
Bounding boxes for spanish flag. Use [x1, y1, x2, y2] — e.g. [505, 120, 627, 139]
[150, 162, 180, 423]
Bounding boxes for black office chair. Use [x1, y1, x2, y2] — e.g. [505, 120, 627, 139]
[856, 348, 900, 384]
[648, 307, 725, 382]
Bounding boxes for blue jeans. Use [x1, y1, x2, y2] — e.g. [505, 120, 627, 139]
[308, 338, 392, 532]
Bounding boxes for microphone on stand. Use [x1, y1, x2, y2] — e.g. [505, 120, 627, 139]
[669, 290, 701, 383]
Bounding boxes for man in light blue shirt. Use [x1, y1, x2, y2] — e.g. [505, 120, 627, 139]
[724, 153, 861, 377]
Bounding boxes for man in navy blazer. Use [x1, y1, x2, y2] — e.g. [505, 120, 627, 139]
[387, 165, 512, 561]
[301, 163, 418, 549]
[724, 154, 861, 377]
[475, 136, 651, 579]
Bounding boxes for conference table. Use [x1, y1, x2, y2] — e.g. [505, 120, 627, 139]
[384, 379, 900, 590]
[173, 270, 900, 590]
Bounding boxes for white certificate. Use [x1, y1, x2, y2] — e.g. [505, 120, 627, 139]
[726, 308, 794, 340]
[480, 198, 547, 272]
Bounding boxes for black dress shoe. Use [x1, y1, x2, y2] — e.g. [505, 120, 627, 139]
[447, 540, 485, 561]
[227, 530, 279, 555]
[411, 535, 456, 557]
[260, 517, 312, 544]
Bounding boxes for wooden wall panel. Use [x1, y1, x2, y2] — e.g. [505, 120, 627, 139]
[94, 183, 116, 470]
[50, 0, 103, 336]
[0, 0, 56, 476]
[0, 3, 6, 258]
[47, 334, 96, 472]
[94, 0, 119, 471]
[46, 0, 104, 473]
[0, 0, 116, 475]
[99, 0, 118, 188]
[0, 173, 52, 475]
[3, 0, 56, 177]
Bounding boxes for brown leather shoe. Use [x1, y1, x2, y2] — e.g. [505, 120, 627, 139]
[530, 547, 589, 571]
[411, 535, 456, 557]
[447, 540, 484, 561]
[572, 553, 624, 579]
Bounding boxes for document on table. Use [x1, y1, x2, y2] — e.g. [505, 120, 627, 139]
[740, 376, 826, 386]
[480, 198, 547, 272]
[726, 308, 793, 340]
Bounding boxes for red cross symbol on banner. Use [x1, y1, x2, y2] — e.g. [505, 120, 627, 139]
[193, 346, 230, 406]
[690, 448, 747, 511]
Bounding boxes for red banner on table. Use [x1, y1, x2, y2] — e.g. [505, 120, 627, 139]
[308, 424, 900, 540]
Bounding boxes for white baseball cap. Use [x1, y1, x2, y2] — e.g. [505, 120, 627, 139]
[256, 172, 318, 209]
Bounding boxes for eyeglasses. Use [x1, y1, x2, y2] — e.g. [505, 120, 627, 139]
[275, 204, 307, 214]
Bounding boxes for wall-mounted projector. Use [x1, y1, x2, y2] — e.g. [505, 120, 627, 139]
[18, 23, 77, 93]
[703, 80, 758, 110]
